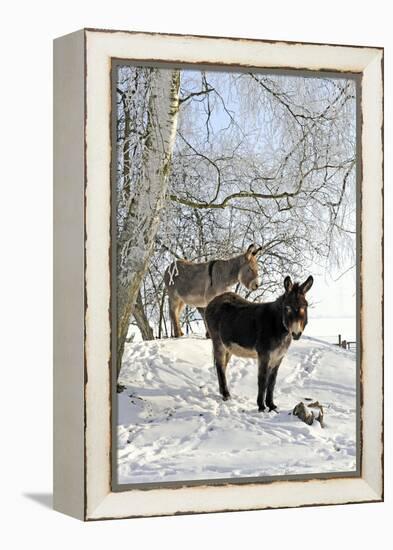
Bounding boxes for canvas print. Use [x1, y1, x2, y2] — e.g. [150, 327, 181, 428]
[112, 63, 358, 486]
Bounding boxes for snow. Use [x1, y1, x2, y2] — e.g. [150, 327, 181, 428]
[117, 335, 357, 485]
[307, 316, 356, 345]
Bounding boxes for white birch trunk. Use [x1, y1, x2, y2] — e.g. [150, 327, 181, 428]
[117, 68, 180, 377]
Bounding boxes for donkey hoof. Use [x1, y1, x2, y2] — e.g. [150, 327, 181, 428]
[258, 405, 266, 412]
[222, 393, 231, 401]
[268, 404, 278, 412]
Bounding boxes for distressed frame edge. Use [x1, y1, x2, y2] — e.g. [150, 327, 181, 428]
[83, 26, 384, 54]
[82, 30, 383, 521]
[53, 29, 86, 520]
[86, 478, 381, 521]
[358, 48, 384, 501]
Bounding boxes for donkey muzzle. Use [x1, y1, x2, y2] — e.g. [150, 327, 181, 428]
[290, 321, 304, 340]
[250, 278, 260, 291]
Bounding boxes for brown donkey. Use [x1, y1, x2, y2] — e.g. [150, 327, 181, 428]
[205, 275, 314, 411]
[164, 244, 262, 337]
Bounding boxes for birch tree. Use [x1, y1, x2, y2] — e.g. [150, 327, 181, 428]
[116, 67, 180, 377]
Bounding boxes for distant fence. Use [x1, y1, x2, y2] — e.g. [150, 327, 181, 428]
[337, 334, 357, 352]
[295, 333, 357, 351]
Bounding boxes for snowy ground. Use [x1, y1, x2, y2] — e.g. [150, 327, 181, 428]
[117, 336, 357, 485]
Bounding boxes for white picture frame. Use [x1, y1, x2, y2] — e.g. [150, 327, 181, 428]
[53, 28, 383, 521]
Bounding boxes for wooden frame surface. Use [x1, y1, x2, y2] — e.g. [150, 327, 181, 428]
[53, 28, 383, 521]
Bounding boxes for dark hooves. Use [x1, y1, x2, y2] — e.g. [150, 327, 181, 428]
[222, 394, 231, 401]
[258, 406, 266, 412]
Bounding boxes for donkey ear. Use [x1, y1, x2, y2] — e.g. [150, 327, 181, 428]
[300, 275, 314, 294]
[245, 243, 257, 260]
[252, 246, 263, 257]
[284, 276, 293, 293]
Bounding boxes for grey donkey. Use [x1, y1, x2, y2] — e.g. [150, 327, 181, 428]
[164, 244, 262, 337]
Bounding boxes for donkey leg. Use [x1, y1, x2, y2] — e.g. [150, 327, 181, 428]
[175, 300, 185, 337]
[266, 364, 280, 411]
[257, 354, 269, 412]
[169, 296, 184, 338]
[168, 298, 177, 337]
[197, 307, 210, 339]
[213, 342, 231, 400]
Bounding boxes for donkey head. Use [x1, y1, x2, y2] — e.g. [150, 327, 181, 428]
[239, 244, 262, 291]
[282, 275, 314, 340]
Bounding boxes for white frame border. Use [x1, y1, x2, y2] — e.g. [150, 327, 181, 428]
[84, 30, 383, 520]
